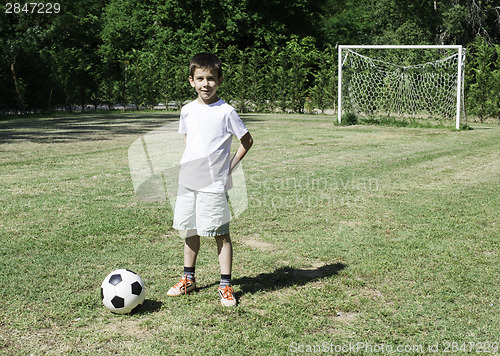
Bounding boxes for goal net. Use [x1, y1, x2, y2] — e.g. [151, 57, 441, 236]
[338, 45, 466, 129]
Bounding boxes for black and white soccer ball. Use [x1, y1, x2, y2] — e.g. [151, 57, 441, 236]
[101, 269, 146, 314]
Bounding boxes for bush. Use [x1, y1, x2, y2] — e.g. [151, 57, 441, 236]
[341, 112, 358, 125]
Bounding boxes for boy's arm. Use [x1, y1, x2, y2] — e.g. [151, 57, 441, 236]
[230, 132, 253, 172]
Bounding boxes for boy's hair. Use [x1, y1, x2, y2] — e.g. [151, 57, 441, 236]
[189, 52, 223, 79]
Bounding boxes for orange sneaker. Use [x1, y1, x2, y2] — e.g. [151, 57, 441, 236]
[218, 285, 237, 307]
[167, 276, 196, 296]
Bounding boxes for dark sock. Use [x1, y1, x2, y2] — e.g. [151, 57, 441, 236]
[219, 274, 231, 288]
[184, 266, 195, 282]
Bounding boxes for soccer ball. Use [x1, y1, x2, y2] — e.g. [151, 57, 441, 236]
[101, 269, 146, 314]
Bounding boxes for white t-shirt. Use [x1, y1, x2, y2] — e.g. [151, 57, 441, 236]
[178, 99, 248, 193]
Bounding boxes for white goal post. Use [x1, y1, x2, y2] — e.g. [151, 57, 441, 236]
[338, 45, 465, 129]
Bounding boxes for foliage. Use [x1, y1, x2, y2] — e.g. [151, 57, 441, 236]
[310, 45, 337, 113]
[466, 37, 500, 122]
[0, 0, 499, 118]
[340, 112, 358, 125]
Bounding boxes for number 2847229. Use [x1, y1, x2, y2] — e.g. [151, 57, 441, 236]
[5, 3, 61, 14]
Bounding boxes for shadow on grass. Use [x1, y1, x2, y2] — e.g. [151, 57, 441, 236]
[235, 263, 347, 296]
[0, 112, 180, 144]
[133, 299, 163, 314]
[0, 111, 266, 144]
[198, 263, 347, 297]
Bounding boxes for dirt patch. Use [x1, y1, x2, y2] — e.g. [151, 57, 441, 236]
[101, 318, 154, 339]
[241, 236, 275, 251]
[360, 287, 384, 299]
[335, 311, 358, 323]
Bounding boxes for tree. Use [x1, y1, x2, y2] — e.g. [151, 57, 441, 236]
[45, 11, 102, 109]
[466, 36, 499, 121]
[0, 12, 51, 112]
[310, 46, 337, 114]
[1, 0, 498, 118]
[282, 36, 318, 113]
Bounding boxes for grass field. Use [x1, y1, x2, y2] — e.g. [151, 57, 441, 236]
[0, 112, 498, 355]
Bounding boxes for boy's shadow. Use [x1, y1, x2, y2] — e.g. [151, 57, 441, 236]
[200, 263, 347, 297]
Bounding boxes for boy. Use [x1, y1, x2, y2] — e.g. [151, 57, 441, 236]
[168, 52, 253, 306]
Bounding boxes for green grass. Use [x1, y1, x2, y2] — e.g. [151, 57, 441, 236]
[1, 113, 499, 355]
[339, 113, 471, 129]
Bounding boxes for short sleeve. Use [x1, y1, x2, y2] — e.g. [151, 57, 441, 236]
[178, 109, 187, 135]
[227, 109, 248, 139]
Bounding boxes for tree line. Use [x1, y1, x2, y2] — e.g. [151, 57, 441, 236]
[1, 0, 498, 120]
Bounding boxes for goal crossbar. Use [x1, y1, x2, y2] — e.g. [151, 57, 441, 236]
[338, 45, 465, 129]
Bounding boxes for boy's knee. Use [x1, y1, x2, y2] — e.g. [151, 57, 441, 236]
[186, 229, 198, 238]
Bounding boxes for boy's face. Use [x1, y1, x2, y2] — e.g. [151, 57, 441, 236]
[189, 67, 223, 105]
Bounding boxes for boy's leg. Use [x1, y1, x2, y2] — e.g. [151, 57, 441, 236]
[184, 232, 200, 268]
[215, 233, 232, 275]
[216, 234, 236, 306]
[183, 232, 200, 282]
[167, 231, 199, 297]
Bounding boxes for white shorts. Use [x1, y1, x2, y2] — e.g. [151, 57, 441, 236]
[172, 185, 230, 237]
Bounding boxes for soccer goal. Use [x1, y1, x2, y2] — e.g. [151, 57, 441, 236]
[337, 45, 466, 129]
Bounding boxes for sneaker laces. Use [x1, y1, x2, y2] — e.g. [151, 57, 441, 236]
[174, 276, 191, 295]
[219, 285, 235, 300]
